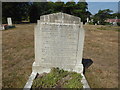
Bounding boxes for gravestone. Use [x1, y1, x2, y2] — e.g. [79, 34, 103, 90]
[33, 12, 85, 74]
[91, 19, 93, 22]
[95, 23, 97, 25]
[7, 17, 12, 26]
[87, 17, 89, 23]
[24, 12, 90, 89]
[85, 17, 89, 25]
[97, 21, 100, 24]
[0, 25, 4, 30]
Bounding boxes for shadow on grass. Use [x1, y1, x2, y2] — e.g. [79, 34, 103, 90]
[82, 58, 93, 74]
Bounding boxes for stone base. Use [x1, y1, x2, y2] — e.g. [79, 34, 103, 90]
[33, 61, 77, 73]
[32, 62, 51, 74]
[32, 62, 84, 74]
[73, 64, 84, 73]
[24, 62, 90, 89]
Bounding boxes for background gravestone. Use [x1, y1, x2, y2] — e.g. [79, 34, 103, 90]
[33, 12, 85, 74]
[7, 17, 12, 26]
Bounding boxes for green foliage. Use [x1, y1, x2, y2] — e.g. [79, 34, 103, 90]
[32, 67, 83, 88]
[26, 1, 90, 23]
[2, 2, 29, 24]
[93, 9, 113, 25]
[29, 3, 38, 23]
[71, 2, 90, 23]
[32, 67, 69, 88]
[2, 2, 90, 23]
[54, 2, 64, 12]
[89, 22, 94, 25]
[117, 22, 120, 26]
[63, 72, 83, 88]
[63, 1, 76, 14]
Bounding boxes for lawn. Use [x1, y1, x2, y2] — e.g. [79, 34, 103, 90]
[2, 24, 119, 88]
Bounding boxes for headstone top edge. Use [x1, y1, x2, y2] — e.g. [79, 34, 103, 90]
[40, 12, 81, 24]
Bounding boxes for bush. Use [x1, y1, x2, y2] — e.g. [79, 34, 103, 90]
[117, 22, 120, 26]
[89, 22, 94, 25]
[2, 17, 7, 24]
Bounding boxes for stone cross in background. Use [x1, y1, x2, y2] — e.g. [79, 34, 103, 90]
[33, 12, 85, 74]
[7, 17, 12, 26]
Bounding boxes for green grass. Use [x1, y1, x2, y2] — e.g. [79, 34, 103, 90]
[63, 72, 83, 88]
[32, 67, 83, 88]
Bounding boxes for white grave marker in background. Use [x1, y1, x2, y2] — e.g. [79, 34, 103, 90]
[7, 17, 12, 26]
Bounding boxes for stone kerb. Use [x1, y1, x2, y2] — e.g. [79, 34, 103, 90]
[33, 12, 84, 74]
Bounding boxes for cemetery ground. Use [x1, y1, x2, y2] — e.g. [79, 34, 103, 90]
[2, 24, 119, 88]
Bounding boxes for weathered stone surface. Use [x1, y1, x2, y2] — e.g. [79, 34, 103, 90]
[40, 12, 81, 24]
[33, 12, 85, 73]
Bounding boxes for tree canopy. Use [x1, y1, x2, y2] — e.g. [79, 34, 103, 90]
[2, 2, 29, 23]
[2, 1, 90, 23]
[93, 9, 117, 25]
[2, 2, 118, 24]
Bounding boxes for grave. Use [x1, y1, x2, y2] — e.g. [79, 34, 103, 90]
[97, 21, 100, 25]
[7, 17, 12, 26]
[24, 12, 89, 89]
[0, 25, 4, 30]
[91, 19, 93, 22]
[4, 17, 16, 30]
[85, 17, 89, 25]
[33, 12, 84, 73]
[87, 17, 89, 23]
[95, 23, 97, 25]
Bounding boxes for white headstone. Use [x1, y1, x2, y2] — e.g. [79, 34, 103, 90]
[7, 17, 12, 26]
[87, 17, 89, 23]
[95, 23, 97, 25]
[2, 25, 5, 30]
[113, 22, 117, 26]
[91, 19, 93, 22]
[0, 25, 2, 30]
[115, 16, 118, 19]
[85, 22, 88, 25]
[97, 21, 100, 24]
[33, 12, 85, 74]
[0, 25, 4, 30]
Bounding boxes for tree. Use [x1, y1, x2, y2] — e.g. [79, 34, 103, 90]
[63, 1, 76, 15]
[72, 2, 89, 23]
[93, 9, 113, 25]
[29, 2, 53, 23]
[54, 1, 64, 12]
[29, 3, 38, 23]
[2, 1, 90, 23]
[2, 2, 29, 24]
[111, 12, 120, 18]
